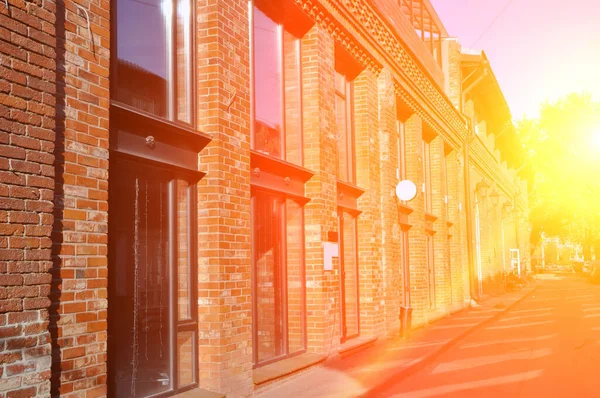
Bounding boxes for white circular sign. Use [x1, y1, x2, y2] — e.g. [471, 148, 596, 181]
[396, 180, 417, 201]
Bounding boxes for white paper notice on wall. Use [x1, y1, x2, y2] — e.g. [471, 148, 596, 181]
[323, 242, 339, 271]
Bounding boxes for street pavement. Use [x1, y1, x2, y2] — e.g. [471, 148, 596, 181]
[255, 281, 534, 398]
[374, 273, 600, 397]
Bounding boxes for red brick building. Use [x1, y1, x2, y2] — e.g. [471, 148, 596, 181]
[0, 0, 530, 397]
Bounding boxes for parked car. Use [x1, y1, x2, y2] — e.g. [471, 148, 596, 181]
[583, 261, 591, 275]
[588, 260, 600, 283]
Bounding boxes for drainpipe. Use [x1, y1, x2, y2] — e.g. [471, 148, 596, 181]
[462, 65, 488, 302]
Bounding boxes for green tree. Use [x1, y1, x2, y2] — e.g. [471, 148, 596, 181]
[517, 92, 600, 260]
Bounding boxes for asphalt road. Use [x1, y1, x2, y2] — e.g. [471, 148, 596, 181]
[375, 274, 600, 398]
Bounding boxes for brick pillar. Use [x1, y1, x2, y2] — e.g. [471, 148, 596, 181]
[0, 0, 57, 396]
[377, 69, 400, 334]
[301, 24, 339, 355]
[442, 38, 462, 111]
[196, 1, 252, 395]
[354, 68, 383, 337]
[430, 135, 449, 309]
[404, 115, 426, 322]
[491, 200, 503, 291]
[457, 150, 470, 303]
[446, 150, 465, 304]
[51, 0, 110, 396]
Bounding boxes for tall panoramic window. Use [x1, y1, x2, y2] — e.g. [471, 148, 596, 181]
[109, 0, 200, 396]
[426, 233, 435, 308]
[108, 162, 199, 398]
[252, 0, 303, 164]
[422, 139, 432, 213]
[251, 191, 306, 365]
[443, 151, 449, 219]
[335, 70, 354, 182]
[114, 0, 193, 124]
[339, 210, 359, 342]
[250, 0, 312, 367]
[396, 119, 406, 182]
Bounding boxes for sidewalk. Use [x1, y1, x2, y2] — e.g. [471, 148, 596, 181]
[254, 287, 536, 398]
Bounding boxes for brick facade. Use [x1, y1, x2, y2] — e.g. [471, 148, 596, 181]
[1, 0, 56, 396]
[0, 0, 531, 397]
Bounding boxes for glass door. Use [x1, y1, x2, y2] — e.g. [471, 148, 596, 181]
[108, 158, 198, 397]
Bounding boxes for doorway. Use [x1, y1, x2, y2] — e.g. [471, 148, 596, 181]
[108, 157, 199, 397]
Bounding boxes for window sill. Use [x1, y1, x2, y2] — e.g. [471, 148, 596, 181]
[253, 352, 326, 385]
[110, 102, 212, 172]
[424, 212, 438, 234]
[397, 202, 413, 228]
[338, 335, 378, 358]
[250, 150, 314, 202]
[337, 180, 365, 214]
[175, 387, 225, 398]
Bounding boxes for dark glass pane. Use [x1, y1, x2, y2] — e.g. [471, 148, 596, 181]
[116, 0, 170, 118]
[176, 0, 192, 123]
[397, 120, 405, 180]
[286, 199, 304, 354]
[177, 180, 191, 321]
[335, 72, 346, 95]
[401, 230, 410, 306]
[427, 236, 435, 308]
[284, 33, 302, 165]
[110, 169, 171, 397]
[336, 91, 349, 181]
[253, 192, 284, 363]
[254, 7, 282, 158]
[177, 331, 195, 387]
[342, 212, 359, 338]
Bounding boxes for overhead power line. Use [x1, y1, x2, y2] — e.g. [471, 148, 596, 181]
[470, 0, 516, 48]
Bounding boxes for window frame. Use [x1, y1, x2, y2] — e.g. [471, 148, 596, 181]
[335, 71, 355, 184]
[400, 227, 410, 307]
[442, 151, 449, 219]
[422, 139, 432, 213]
[338, 208, 360, 343]
[426, 233, 435, 309]
[107, 155, 200, 398]
[110, 0, 197, 128]
[251, 188, 307, 368]
[396, 118, 406, 182]
[250, 2, 304, 165]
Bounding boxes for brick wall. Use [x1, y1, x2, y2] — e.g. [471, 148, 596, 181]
[50, 0, 110, 396]
[431, 135, 449, 309]
[404, 115, 427, 322]
[442, 38, 462, 111]
[301, 23, 340, 355]
[355, 69, 383, 337]
[196, 0, 253, 395]
[0, 0, 56, 396]
[377, 69, 401, 334]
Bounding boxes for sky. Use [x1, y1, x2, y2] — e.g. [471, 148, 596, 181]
[430, 0, 600, 120]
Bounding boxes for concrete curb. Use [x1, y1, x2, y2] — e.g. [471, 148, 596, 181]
[357, 286, 538, 397]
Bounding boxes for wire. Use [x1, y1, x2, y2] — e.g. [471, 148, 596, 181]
[470, 0, 516, 48]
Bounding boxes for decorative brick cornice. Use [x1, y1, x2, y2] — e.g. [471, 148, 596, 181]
[394, 82, 464, 150]
[294, 0, 470, 148]
[469, 137, 515, 199]
[293, 0, 383, 73]
[333, 0, 468, 138]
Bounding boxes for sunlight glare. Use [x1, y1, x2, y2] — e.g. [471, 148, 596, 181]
[594, 129, 600, 149]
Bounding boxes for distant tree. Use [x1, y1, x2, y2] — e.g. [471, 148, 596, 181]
[516, 92, 600, 260]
